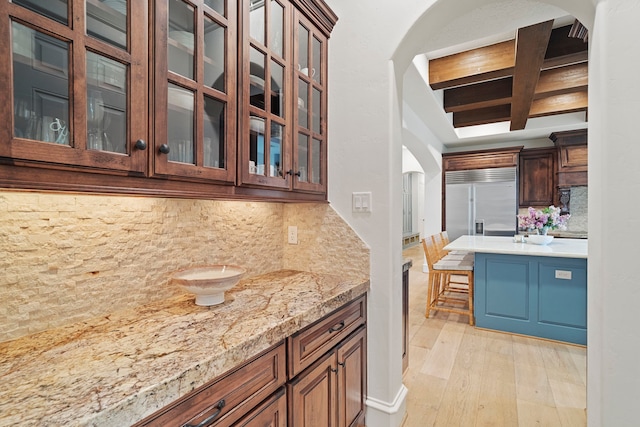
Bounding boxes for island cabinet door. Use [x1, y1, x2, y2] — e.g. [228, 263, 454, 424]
[474, 253, 587, 345]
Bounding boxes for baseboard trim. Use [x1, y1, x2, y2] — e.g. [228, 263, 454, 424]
[366, 384, 408, 414]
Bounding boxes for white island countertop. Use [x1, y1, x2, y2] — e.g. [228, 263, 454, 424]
[445, 235, 588, 259]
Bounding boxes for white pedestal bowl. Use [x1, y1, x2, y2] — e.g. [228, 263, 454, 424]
[527, 235, 554, 245]
[171, 265, 246, 306]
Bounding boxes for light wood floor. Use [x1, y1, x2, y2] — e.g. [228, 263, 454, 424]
[402, 244, 587, 427]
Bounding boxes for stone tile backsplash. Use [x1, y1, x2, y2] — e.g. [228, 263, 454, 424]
[0, 192, 369, 342]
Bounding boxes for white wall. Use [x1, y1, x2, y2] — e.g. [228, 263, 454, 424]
[327, 0, 640, 426]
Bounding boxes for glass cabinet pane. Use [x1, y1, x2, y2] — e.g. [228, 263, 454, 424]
[203, 96, 225, 168]
[167, 83, 194, 164]
[298, 24, 308, 71]
[249, 115, 265, 174]
[298, 79, 308, 129]
[312, 36, 321, 83]
[249, 0, 265, 44]
[204, 0, 224, 15]
[297, 133, 308, 182]
[250, 47, 266, 109]
[86, 52, 127, 153]
[270, 122, 282, 177]
[13, 0, 68, 25]
[271, 60, 283, 117]
[311, 138, 321, 183]
[12, 22, 70, 144]
[312, 87, 321, 133]
[270, 0, 283, 57]
[87, 0, 127, 49]
[168, 0, 195, 80]
[204, 16, 225, 92]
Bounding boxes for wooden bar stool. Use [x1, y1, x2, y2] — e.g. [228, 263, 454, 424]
[422, 236, 475, 325]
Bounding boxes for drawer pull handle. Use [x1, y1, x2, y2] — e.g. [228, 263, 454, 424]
[329, 321, 345, 333]
[185, 399, 225, 427]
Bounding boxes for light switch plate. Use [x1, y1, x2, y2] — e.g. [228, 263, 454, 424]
[352, 192, 372, 213]
[288, 225, 298, 244]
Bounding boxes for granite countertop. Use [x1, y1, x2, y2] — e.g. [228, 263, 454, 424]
[0, 270, 369, 427]
[445, 235, 588, 259]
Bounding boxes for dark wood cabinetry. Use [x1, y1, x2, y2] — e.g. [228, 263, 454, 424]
[519, 147, 556, 207]
[134, 295, 366, 427]
[442, 146, 522, 172]
[288, 295, 367, 427]
[0, 0, 336, 201]
[133, 342, 287, 426]
[551, 129, 588, 187]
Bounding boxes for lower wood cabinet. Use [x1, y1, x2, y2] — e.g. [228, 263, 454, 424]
[133, 295, 367, 427]
[288, 326, 367, 427]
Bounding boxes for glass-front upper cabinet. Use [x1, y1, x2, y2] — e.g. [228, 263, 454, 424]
[293, 10, 326, 193]
[0, 0, 148, 173]
[153, 0, 236, 183]
[239, 0, 291, 189]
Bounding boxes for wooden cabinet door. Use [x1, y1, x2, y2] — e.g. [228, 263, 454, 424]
[288, 352, 337, 427]
[0, 0, 148, 174]
[291, 10, 327, 194]
[152, 0, 237, 183]
[336, 327, 366, 427]
[233, 387, 287, 427]
[519, 148, 556, 207]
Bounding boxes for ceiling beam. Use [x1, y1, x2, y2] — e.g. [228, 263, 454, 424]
[529, 91, 588, 117]
[453, 105, 511, 128]
[535, 62, 588, 98]
[510, 20, 554, 131]
[444, 77, 513, 113]
[428, 40, 515, 90]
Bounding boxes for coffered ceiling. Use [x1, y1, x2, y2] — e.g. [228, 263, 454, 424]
[419, 15, 589, 148]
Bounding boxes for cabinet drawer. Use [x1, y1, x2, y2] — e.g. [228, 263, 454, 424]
[288, 295, 366, 378]
[134, 341, 286, 427]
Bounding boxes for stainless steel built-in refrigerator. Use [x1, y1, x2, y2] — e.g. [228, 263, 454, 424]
[445, 167, 518, 241]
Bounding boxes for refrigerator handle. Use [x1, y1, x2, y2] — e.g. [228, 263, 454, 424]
[468, 185, 475, 235]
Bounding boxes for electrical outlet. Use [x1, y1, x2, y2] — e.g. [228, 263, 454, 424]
[288, 225, 298, 244]
[555, 270, 572, 280]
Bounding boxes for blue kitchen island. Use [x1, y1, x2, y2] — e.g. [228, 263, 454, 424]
[445, 235, 588, 345]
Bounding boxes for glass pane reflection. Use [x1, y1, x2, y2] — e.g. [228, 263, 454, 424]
[87, 0, 127, 49]
[249, 0, 264, 44]
[12, 22, 70, 145]
[13, 0, 68, 25]
[312, 36, 321, 83]
[270, 122, 282, 177]
[204, 0, 224, 16]
[249, 47, 265, 109]
[311, 138, 321, 183]
[167, 83, 194, 164]
[271, 60, 283, 117]
[204, 17, 225, 92]
[249, 115, 265, 174]
[312, 87, 321, 134]
[298, 79, 308, 129]
[297, 133, 308, 182]
[203, 96, 225, 168]
[270, 0, 283, 57]
[168, 0, 195, 80]
[86, 51, 127, 153]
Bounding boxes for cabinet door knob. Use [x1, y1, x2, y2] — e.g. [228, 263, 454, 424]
[159, 144, 170, 154]
[287, 169, 301, 177]
[134, 139, 147, 150]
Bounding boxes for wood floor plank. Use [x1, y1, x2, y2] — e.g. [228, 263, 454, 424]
[517, 399, 563, 426]
[420, 322, 465, 379]
[539, 341, 585, 385]
[549, 378, 587, 409]
[476, 352, 519, 426]
[431, 326, 485, 426]
[515, 362, 556, 406]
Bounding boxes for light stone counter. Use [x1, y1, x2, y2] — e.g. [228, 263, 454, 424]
[0, 270, 369, 426]
[445, 235, 588, 259]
